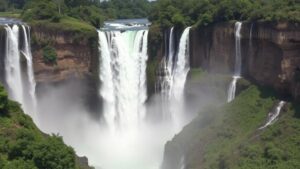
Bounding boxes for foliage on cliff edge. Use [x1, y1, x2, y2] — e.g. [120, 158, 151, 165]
[0, 84, 89, 169]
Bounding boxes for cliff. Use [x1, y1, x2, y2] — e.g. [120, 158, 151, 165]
[190, 21, 300, 99]
[30, 22, 99, 84]
[162, 21, 300, 169]
[30, 22, 101, 114]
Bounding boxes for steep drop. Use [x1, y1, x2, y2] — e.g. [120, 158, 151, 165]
[3, 24, 37, 122]
[98, 29, 149, 131]
[21, 25, 38, 120]
[4, 24, 24, 105]
[227, 22, 242, 102]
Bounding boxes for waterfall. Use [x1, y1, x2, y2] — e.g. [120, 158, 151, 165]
[21, 25, 38, 120]
[3, 24, 37, 121]
[155, 27, 191, 125]
[179, 156, 185, 169]
[98, 29, 149, 131]
[249, 23, 254, 40]
[167, 27, 175, 72]
[259, 101, 285, 129]
[169, 27, 191, 130]
[227, 76, 239, 102]
[172, 27, 191, 100]
[227, 22, 242, 102]
[4, 24, 24, 104]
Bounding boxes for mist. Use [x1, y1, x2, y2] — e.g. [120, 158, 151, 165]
[35, 72, 225, 169]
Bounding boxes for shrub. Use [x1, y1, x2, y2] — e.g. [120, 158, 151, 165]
[0, 85, 8, 114]
[3, 159, 37, 169]
[22, 1, 61, 22]
[43, 46, 57, 65]
[32, 135, 76, 169]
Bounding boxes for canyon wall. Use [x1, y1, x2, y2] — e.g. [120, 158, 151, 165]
[30, 24, 101, 114]
[30, 25, 99, 84]
[162, 21, 300, 169]
[190, 21, 300, 99]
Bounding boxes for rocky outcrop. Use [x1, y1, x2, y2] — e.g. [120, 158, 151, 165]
[30, 25, 101, 114]
[30, 25, 99, 84]
[190, 21, 300, 99]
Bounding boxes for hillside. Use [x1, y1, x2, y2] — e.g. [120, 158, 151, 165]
[0, 84, 92, 169]
[162, 84, 300, 169]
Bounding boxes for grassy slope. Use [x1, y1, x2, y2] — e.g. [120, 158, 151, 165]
[29, 16, 97, 40]
[0, 11, 21, 18]
[230, 102, 300, 169]
[169, 83, 300, 169]
[0, 85, 89, 169]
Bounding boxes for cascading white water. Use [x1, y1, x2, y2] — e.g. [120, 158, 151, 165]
[4, 24, 24, 105]
[95, 27, 176, 169]
[259, 101, 285, 129]
[167, 27, 175, 72]
[98, 29, 149, 131]
[227, 76, 239, 102]
[172, 27, 191, 100]
[155, 27, 191, 122]
[21, 25, 38, 120]
[169, 27, 191, 131]
[227, 22, 242, 102]
[155, 27, 175, 120]
[3, 24, 37, 122]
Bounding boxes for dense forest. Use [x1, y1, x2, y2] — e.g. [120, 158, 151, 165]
[2, 0, 298, 60]
[0, 0, 299, 28]
[0, 1, 299, 169]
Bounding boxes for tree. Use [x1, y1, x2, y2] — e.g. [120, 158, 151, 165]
[53, 0, 64, 15]
[0, 85, 8, 114]
[0, 0, 8, 12]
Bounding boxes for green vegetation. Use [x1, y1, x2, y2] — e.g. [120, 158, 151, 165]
[0, 11, 21, 18]
[43, 46, 57, 64]
[1, 0, 299, 29]
[1, 0, 298, 52]
[169, 84, 300, 169]
[189, 68, 204, 81]
[150, 0, 300, 29]
[230, 102, 300, 169]
[0, 84, 89, 169]
[22, 1, 61, 22]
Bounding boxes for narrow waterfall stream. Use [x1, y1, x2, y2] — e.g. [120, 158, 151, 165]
[167, 27, 175, 72]
[259, 101, 285, 129]
[21, 25, 38, 121]
[4, 24, 24, 105]
[227, 22, 242, 102]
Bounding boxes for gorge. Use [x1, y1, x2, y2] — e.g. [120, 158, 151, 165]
[0, 7, 299, 169]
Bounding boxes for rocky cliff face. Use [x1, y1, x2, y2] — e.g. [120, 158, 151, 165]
[190, 21, 300, 99]
[30, 25, 101, 114]
[162, 21, 300, 169]
[30, 25, 99, 84]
